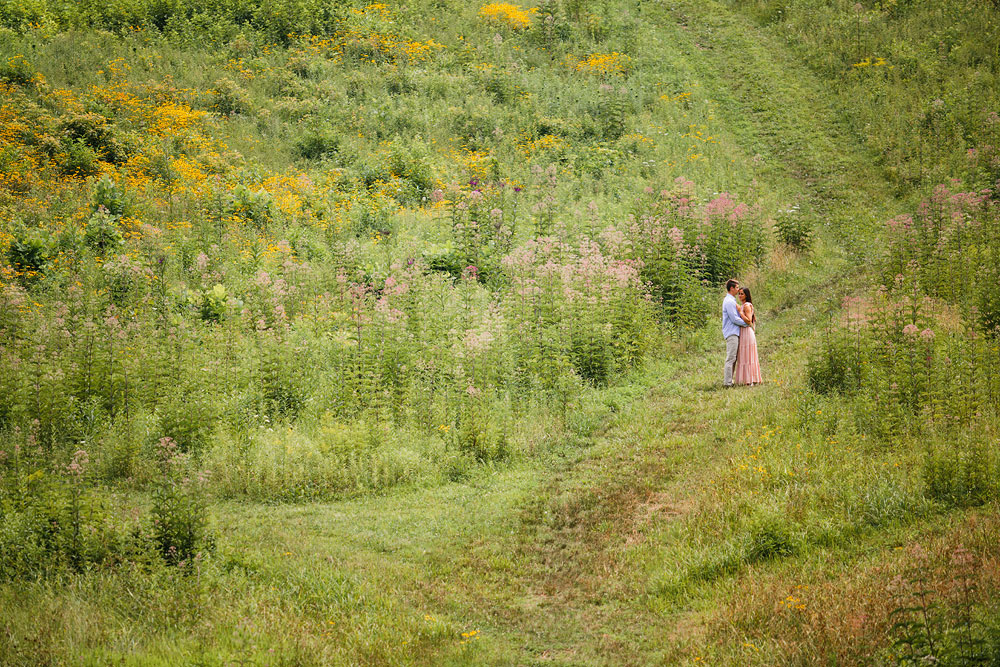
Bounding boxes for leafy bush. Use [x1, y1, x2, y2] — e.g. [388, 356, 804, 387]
[806, 334, 861, 395]
[774, 209, 813, 251]
[922, 441, 996, 508]
[196, 284, 227, 323]
[92, 175, 128, 217]
[211, 77, 252, 115]
[5, 231, 50, 285]
[84, 208, 124, 253]
[58, 113, 130, 164]
[229, 184, 274, 230]
[293, 129, 340, 161]
[57, 138, 100, 176]
[0, 54, 37, 85]
[150, 438, 213, 565]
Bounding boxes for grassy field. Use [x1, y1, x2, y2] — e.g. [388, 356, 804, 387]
[1, 0, 999, 664]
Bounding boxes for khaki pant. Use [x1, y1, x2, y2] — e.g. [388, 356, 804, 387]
[724, 334, 740, 386]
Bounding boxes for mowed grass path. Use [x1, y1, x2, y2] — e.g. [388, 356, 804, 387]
[209, 1, 925, 663]
[215, 252, 834, 664]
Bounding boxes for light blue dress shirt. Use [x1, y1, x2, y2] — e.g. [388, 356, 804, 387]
[722, 293, 748, 338]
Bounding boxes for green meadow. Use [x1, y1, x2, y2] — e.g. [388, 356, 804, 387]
[1, 0, 999, 663]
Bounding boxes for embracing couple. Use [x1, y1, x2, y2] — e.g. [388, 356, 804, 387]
[722, 278, 762, 387]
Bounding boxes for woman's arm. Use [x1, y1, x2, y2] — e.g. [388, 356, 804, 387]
[738, 303, 753, 324]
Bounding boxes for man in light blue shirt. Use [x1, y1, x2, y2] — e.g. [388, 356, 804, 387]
[722, 278, 748, 386]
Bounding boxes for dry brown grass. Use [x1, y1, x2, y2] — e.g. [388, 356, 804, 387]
[696, 512, 1000, 664]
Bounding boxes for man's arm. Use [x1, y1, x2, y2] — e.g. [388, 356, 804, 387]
[725, 298, 748, 327]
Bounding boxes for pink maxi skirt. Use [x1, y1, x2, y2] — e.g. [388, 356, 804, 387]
[733, 326, 762, 385]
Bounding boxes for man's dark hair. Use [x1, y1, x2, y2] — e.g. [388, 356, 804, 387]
[725, 279, 739, 291]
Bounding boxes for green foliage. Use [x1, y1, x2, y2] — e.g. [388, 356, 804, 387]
[198, 283, 228, 323]
[258, 344, 306, 422]
[387, 140, 435, 202]
[856, 474, 924, 528]
[151, 438, 212, 565]
[92, 175, 128, 217]
[57, 138, 100, 176]
[806, 333, 861, 394]
[293, 128, 340, 161]
[626, 185, 768, 326]
[0, 0, 351, 42]
[156, 390, 219, 454]
[229, 184, 274, 229]
[0, 447, 153, 580]
[211, 77, 252, 115]
[5, 230, 50, 285]
[774, 208, 813, 251]
[889, 545, 997, 667]
[58, 113, 131, 165]
[451, 397, 508, 463]
[0, 54, 36, 85]
[922, 440, 996, 508]
[0, 0, 775, 575]
[83, 208, 124, 253]
[594, 85, 630, 141]
[728, 0, 1000, 190]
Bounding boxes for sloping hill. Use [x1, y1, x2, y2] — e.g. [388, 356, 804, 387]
[1, 0, 998, 664]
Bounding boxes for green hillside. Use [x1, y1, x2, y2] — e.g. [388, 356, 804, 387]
[1, 0, 999, 663]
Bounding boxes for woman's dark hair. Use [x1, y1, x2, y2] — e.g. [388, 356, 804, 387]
[740, 287, 756, 323]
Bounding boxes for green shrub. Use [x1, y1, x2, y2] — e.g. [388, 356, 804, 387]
[0, 54, 37, 85]
[922, 441, 996, 508]
[83, 208, 124, 253]
[199, 284, 228, 323]
[211, 77, 252, 115]
[293, 129, 340, 161]
[92, 175, 128, 217]
[151, 437, 213, 565]
[806, 335, 861, 395]
[774, 209, 813, 251]
[58, 113, 131, 164]
[58, 138, 100, 176]
[229, 184, 274, 229]
[5, 231, 50, 285]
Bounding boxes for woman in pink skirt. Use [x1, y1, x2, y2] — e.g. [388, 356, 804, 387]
[733, 286, 762, 386]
